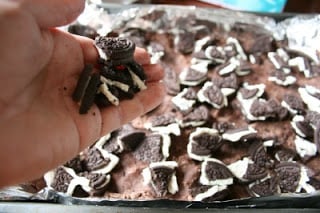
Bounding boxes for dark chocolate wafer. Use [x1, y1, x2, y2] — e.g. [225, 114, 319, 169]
[79, 73, 100, 114]
[72, 64, 93, 102]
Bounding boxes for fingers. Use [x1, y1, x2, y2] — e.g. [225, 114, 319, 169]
[73, 35, 98, 65]
[134, 47, 151, 65]
[20, 0, 85, 28]
[144, 64, 165, 82]
[99, 82, 165, 136]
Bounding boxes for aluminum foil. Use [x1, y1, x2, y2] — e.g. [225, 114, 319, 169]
[1, 3, 320, 209]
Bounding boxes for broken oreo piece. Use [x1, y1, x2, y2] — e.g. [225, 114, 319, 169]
[79, 73, 101, 114]
[193, 185, 229, 202]
[222, 126, 257, 142]
[248, 176, 280, 197]
[142, 161, 179, 197]
[44, 166, 93, 197]
[83, 145, 119, 174]
[199, 158, 233, 186]
[133, 133, 171, 163]
[281, 94, 305, 115]
[179, 65, 208, 86]
[197, 81, 228, 109]
[171, 88, 197, 113]
[72, 64, 93, 102]
[227, 157, 267, 182]
[64, 156, 84, 174]
[145, 114, 180, 136]
[84, 172, 111, 196]
[187, 128, 223, 161]
[274, 162, 300, 193]
[179, 105, 210, 127]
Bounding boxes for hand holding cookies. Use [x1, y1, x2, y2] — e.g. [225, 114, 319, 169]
[0, 0, 165, 187]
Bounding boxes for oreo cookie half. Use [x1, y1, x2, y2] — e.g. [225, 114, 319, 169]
[142, 161, 179, 197]
[95, 36, 135, 65]
[187, 127, 223, 161]
[199, 158, 233, 186]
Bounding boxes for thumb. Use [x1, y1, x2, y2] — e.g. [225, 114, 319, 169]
[20, 0, 85, 28]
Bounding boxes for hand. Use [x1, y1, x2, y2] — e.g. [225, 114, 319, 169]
[0, 0, 165, 187]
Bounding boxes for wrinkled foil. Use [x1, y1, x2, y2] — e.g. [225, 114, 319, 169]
[2, 3, 320, 209]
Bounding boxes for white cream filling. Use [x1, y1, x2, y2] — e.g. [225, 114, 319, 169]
[227, 157, 252, 181]
[179, 66, 207, 86]
[263, 139, 274, 147]
[94, 133, 111, 149]
[171, 88, 196, 112]
[99, 83, 119, 106]
[222, 126, 257, 142]
[44, 166, 109, 196]
[146, 122, 181, 136]
[268, 52, 282, 70]
[194, 185, 228, 201]
[100, 76, 130, 92]
[281, 100, 299, 115]
[237, 82, 266, 101]
[288, 56, 312, 78]
[161, 134, 171, 160]
[194, 36, 211, 52]
[297, 166, 316, 193]
[95, 45, 108, 60]
[179, 120, 207, 128]
[199, 158, 233, 186]
[204, 46, 226, 64]
[268, 75, 296, 86]
[294, 136, 317, 158]
[236, 83, 266, 120]
[226, 37, 247, 61]
[91, 142, 120, 174]
[277, 48, 290, 62]
[249, 54, 257, 64]
[218, 61, 238, 76]
[291, 115, 307, 138]
[128, 69, 147, 91]
[298, 85, 320, 113]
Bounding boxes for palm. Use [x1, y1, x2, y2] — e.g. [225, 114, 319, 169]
[0, 1, 165, 187]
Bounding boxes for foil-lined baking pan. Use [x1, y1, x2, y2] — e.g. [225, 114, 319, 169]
[1, 3, 320, 210]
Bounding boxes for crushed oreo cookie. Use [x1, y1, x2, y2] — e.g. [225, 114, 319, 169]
[72, 37, 147, 114]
